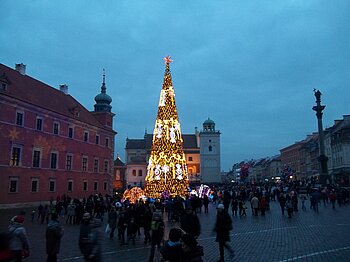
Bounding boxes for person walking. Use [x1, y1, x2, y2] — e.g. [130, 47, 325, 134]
[180, 206, 201, 239]
[107, 207, 118, 239]
[329, 190, 337, 209]
[46, 213, 64, 262]
[279, 193, 286, 215]
[214, 204, 234, 262]
[148, 211, 164, 262]
[251, 195, 259, 216]
[8, 215, 30, 262]
[203, 195, 210, 214]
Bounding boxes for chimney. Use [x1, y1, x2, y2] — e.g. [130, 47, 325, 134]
[15, 63, 26, 75]
[59, 84, 68, 94]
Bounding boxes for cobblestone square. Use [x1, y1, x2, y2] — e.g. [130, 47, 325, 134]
[1, 200, 350, 262]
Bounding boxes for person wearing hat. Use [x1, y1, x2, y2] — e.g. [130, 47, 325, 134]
[8, 215, 30, 261]
[46, 213, 64, 262]
[214, 204, 234, 262]
[180, 205, 201, 238]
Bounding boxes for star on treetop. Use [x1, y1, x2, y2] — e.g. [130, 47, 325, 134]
[163, 56, 173, 64]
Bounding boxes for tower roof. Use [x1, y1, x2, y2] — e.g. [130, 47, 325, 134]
[203, 118, 215, 125]
[94, 69, 112, 112]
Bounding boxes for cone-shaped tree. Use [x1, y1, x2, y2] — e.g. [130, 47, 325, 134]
[144, 56, 189, 198]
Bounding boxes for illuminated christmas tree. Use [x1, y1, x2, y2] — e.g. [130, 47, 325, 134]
[144, 56, 189, 198]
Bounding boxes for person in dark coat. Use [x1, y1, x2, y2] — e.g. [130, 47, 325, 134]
[180, 206, 201, 238]
[181, 233, 204, 262]
[107, 206, 118, 239]
[203, 195, 210, 214]
[46, 213, 64, 262]
[148, 211, 164, 262]
[160, 228, 183, 262]
[214, 204, 234, 262]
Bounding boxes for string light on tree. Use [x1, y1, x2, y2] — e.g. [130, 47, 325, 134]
[144, 56, 189, 198]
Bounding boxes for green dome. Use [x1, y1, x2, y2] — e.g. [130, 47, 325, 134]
[204, 118, 215, 124]
[94, 92, 112, 104]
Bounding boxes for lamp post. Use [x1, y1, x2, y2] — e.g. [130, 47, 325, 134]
[312, 89, 330, 185]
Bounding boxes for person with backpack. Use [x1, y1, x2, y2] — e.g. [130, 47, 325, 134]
[148, 210, 164, 262]
[46, 213, 64, 262]
[8, 215, 30, 262]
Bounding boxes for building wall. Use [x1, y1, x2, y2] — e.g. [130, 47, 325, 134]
[200, 132, 221, 183]
[0, 82, 115, 206]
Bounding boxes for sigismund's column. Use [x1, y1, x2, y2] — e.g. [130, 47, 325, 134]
[312, 89, 330, 185]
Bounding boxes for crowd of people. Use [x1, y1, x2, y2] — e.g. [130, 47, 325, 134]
[1, 179, 349, 262]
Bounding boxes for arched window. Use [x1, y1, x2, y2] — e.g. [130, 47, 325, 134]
[209, 145, 212, 152]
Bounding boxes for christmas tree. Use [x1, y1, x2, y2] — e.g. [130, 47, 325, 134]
[144, 56, 189, 198]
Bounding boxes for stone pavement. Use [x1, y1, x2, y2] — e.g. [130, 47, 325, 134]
[1, 200, 350, 262]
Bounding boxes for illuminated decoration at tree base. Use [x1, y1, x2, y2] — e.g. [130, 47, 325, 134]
[122, 187, 145, 204]
[144, 56, 189, 199]
[198, 184, 211, 198]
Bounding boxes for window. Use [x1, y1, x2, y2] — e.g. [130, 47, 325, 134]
[67, 180, 73, 192]
[68, 127, 73, 138]
[94, 158, 99, 172]
[66, 154, 73, 170]
[31, 178, 39, 193]
[95, 135, 100, 145]
[53, 122, 60, 135]
[49, 180, 56, 192]
[36, 117, 43, 131]
[50, 152, 58, 169]
[84, 131, 89, 142]
[132, 170, 136, 176]
[188, 157, 193, 162]
[138, 170, 142, 176]
[16, 111, 24, 126]
[83, 181, 88, 191]
[9, 177, 18, 193]
[11, 146, 22, 166]
[103, 182, 107, 191]
[82, 156, 88, 172]
[208, 146, 212, 152]
[94, 181, 98, 191]
[32, 149, 41, 168]
[105, 138, 109, 147]
[104, 160, 109, 173]
[1, 82, 7, 90]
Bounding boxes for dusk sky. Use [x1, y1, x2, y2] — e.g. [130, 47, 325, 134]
[1, 1, 349, 171]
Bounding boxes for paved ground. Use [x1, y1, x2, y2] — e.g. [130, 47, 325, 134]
[1, 200, 350, 262]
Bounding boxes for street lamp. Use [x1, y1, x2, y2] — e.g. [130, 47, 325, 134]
[312, 89, 330, 185]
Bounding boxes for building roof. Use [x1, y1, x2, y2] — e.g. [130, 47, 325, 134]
[114, 156, 125, 166]
[126, 133, 198, 150]
[0, 63, 110, 131]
